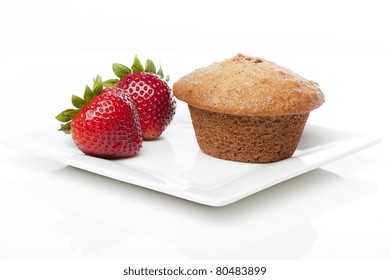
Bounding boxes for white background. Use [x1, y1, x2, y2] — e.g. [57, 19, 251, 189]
[1, 0, 389, 278]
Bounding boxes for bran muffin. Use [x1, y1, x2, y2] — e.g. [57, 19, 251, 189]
[173, 54, 325, 163]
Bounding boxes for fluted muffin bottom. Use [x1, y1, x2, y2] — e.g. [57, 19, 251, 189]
[189, 105, 309, 163]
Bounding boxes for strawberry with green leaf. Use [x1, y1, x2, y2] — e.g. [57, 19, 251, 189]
[104, 56, 176, 140]
[56, 75, 142, 158]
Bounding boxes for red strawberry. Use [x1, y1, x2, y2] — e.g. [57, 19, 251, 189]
[104, 56, 176, 140]
[56, 75, 142, 158]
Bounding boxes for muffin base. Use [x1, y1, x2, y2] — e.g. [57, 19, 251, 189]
[188, 105, 309, 163]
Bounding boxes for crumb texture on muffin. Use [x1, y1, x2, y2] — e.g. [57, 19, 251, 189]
[173, 54, 324, 163]
[173, 53, 325, 116]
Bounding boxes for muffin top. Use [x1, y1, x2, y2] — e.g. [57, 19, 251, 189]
[173, 54, 325, 116]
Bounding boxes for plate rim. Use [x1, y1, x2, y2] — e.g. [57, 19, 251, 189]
[3, 124, 381, 207]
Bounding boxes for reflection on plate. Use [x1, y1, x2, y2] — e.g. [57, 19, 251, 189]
[5, 122, 380, 206]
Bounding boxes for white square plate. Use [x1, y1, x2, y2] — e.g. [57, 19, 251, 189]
[5, 122, 380, 206]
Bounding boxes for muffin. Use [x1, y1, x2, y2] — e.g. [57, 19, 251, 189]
[173, 54, 325, 163]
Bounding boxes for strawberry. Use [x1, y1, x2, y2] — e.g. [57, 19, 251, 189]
[104, 56, 176, 140]
[56, 75, 142, 159]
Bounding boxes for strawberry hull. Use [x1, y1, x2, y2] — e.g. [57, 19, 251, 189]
[71, 88, 142, 159]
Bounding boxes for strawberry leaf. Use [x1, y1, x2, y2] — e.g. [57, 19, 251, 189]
[156, 65, 164, 79]
[57, 75, 106, 134]
[92, 75, 103, 95]
[145, 59, 156, 73]
[58, 121, 71, 134]
[112, 63, 132, 78]
[103, 79, 119, 88]
[72, 95, 86, 108]
[156, 64, 170, 81]
[131, 55, 144, 73]
[112, 56, 170, 81]
[55, 108, 79, 122]
[84, 85, 94, 103]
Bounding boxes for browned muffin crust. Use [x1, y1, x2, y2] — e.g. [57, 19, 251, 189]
[189, 105, 309, 163]
[173, 54, 325, 116]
